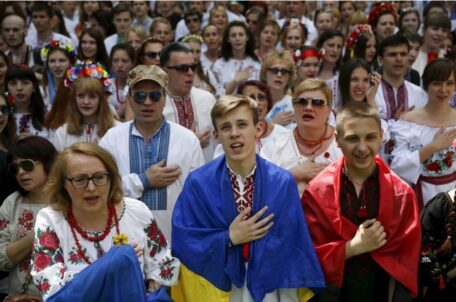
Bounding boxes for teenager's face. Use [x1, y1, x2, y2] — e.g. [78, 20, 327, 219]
[152, 23, 172, 45]
[375, 14, 395, 41]
[7, 78, 34, 105]
[408, 41, 420, 66]
[48, 50, 71, 79]
[341, 2, 355, 21]
[202, 25, 220, 50]
[214, 104, 261, 170]
[298, 56, 319, 80]
[336, 117, 382, 177]
[32, 10, 51, 33]
[427, 73, 456, 105]
[315, 12, 333, 35]
[285, 28, 303, 51]
[83, 1, 100, 16]
[112, 50, 133, 79]
[127, 31, 142, 51]
[142, 42, 163, 66]
[188, 41, 202, 62]
[211, 11, 228, 31]
[259, 25, 278, 49]
[322, 36, 343, 65]
[228, 26, 248, 52]
[401, 12, 419, 32]
[379, 44, 408, 79]
[185, 14, 201, 34]
[80, 33, 97, 60]
[75, 90, 100, 123]
[13, 157, 48, 193]
[241, 85, 269, 121]
[114, 11, 132, 36]
[349, 67, 369, 102]
[133, 1, 149, 18]
[364, 35, 376, 63]
[424, 25, 448, 51]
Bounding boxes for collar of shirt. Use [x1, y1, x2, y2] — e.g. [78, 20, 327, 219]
[227, 163, 256, 193]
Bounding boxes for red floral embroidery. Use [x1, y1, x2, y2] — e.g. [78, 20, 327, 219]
[34, 252, 52, 272]
[146, 221, 158, 240]
[18, 210, 34, 234]
[39, 230, 60, 250]
[160, 267, 172, 279]
[38, 280, 50, 293]
[18, 258, 31, 272]
[444, 151, 454, 167]
[0, 218, 9, 231]
[158, 233, 167, 248]
[426, 162, 441, 172]
[69, 252, 83, 263]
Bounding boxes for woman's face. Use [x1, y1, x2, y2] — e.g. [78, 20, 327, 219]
[298, 56, 319, 81]
[203, 25, 220, 50]
[48, 50, 71, 80]
[259, 25, 278, 49]
[293, 89, 330, 129]
[266, 60, 291, 92]
[427, 73, 456, 105]
[142, 42, 163, 66]
[401, 12, 419, 32]
[375, 14, 396, 41]
[75, 90, 100, 123]
[349, 67, 370, 102]
[408, 40, 420, 66]
[228, 26, 248, 52]
[112, 49, 133, 79]
[241, 85, 269, 121]
[424, 26, 447, 51]
[127, 31, 142, 51]
[0, 97, 9, 133]
[285, 28, 303, 51]
[13, 158, 48, 193]
[211, 11, 228, 32]
[7, 78, 34, 105]
[64, 153, 111, 217]
[188, 41, 202, 63]
[152, 23, 172, 45]
[80, 33, 97, 60]
[341, 2, 355, 21]
[364, 35, 377, 63]
[315, 12, 333, 35]
[0, 55, 7, 85]
[322, 36, 343, 65]
[83, 1, 100, 17]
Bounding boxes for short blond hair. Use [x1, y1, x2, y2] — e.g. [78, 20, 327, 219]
[335, 102, 381, 136]
[211, 95, 258, 130]
[45, 142, 123, 213]
[293, 78, 333, 108]
[260, 49, 296, 88]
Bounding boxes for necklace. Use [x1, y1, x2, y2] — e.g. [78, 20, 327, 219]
[67, 203, 120, 264]
[294, 125, 331, 147]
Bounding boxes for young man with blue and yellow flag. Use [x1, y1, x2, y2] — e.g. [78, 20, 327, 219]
[171, 95, 325, 302]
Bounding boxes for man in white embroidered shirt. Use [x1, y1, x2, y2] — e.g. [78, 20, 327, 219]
[99, 65, 204, 240]
[161, 42, 217, 162]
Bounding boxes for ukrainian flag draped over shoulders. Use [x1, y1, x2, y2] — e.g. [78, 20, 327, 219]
[172, 156, 325, 302]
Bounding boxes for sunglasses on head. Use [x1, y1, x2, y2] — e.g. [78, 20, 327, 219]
[8, 159, 37, 175]
[166, 63, 198, 73]
[132, 91, 162, 104]
[0, 105, 11, 115]
[294, 97, 327, 108]
[144, 51, 161, 59]
[267, 67, 291, 75]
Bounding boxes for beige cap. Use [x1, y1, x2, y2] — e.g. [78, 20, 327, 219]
[127, 65, 168, 88]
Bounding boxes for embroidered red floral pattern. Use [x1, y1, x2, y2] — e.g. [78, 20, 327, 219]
[0, 218, 9, 231]
[17, 209, 34, 237]
[145, 219, 167, 257]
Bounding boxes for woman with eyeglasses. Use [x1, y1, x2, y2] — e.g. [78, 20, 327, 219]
[0, 136, 57, 299]
[5, 65, 48, 139]
[261, 79, 342, 197]
[52, 61, 117, 152]
[77, 27, 110, 70]
[260, 49, 296, 129]
[138, 38, 164, 66]
[211, 21, 260, 97]
[213, 80, 288, 158]
[30, 142, 179, 301]
[109, 43, 136, 121]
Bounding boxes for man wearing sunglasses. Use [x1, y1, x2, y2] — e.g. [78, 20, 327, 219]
[99, 64, 205, 240]
[183, 10, 202, 36]
[161, 42, 217, 162]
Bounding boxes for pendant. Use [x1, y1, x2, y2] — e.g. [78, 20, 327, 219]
[357, 206, 368, 218]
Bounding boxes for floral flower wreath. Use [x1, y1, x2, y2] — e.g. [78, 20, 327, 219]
[368, 2, 398, 27]
[64, 60, 112, 95]
[40, 39, 77, 64]
[182, 34, 204, 44]
[292, 48, 323, 67]
[345, 24, 373, 50]
[283, 18, 308, 38]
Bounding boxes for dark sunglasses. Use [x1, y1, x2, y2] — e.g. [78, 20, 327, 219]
[294, 97, 327, 108]
[267, 67, 291, 75]
[0, 105, 11, 115]
[166, 63, 198, 73]
[185, 17, 199, 24]
[132, 91, 162, 104]
[8, 159, 37, 175]
[143, 51, 161, 59]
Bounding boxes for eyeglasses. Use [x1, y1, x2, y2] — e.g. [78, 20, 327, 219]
[185, 17, 200, 24]
[0, 105, 11, 115]
[166, 63, 198, 73]
[267, 67, 291, 75]
[66, 173, 111, 189]
[132, 91, 162, 104]
[294, 97, 327, 108]
[143, 51, 161, 59]
[8, 159, 37, 175]
[247, 94, 268, 102]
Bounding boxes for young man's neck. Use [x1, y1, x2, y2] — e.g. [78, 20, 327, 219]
[345, 162, 376, 184]
[167, 85, 191, 98]
[226, 156, 256, 179]
[421, 43, 439, 54]
[134, 116, 164, 141]
[37, 29, 53, 42]
[382, 72, 404, 88]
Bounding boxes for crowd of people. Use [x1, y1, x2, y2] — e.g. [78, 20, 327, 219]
[0, 1, 455, 301]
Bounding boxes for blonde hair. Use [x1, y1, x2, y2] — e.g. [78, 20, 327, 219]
[211, 95, 259, 130]
[127, 26, 147, 41]
[293, 78, 333, 108]
[260, 49, 297, 88]
[350, 11, 368, 25]
[335, 102, 381, 136]
[280, 24, 307, 51]
[45, 142, 123, 213]
[67, 77, 115, 137]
